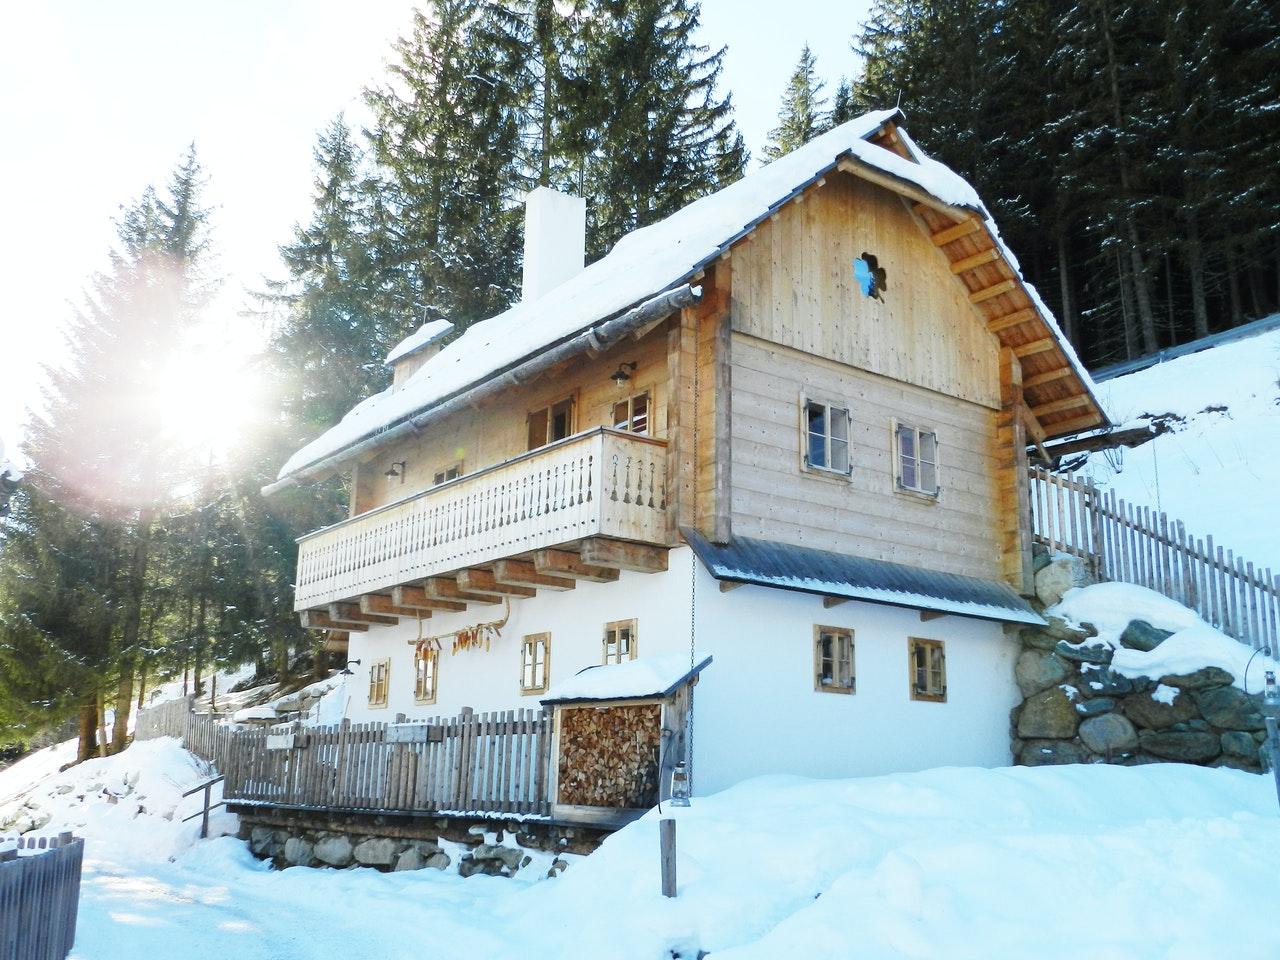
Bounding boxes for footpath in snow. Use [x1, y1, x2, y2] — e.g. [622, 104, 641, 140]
[3, 737, 1279, 959]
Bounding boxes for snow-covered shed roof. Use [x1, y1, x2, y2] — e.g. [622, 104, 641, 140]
[272, 108, 1099, 489]
[685, 530, 1044, 626]
[542, 654, 713, 705]
[384, 318, 454, 367]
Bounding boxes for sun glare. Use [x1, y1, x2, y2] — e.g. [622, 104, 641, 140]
[157, 334, 264, 464]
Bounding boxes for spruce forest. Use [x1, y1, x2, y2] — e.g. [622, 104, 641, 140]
[2, 0, 1277, 761]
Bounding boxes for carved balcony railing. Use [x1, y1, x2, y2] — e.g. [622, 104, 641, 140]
[294, 429, 669, 610]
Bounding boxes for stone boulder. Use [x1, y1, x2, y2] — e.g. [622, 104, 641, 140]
[471, 843, 526, 873]
[1015, 650, 1073, 698]
[1018, 739, 1093, 766]
[1054, 640, 1113, 666]
[283, 837, 315, 867]
[1019, 616, 1096, 652]
[1017, 686, 1081, 740]
[353, 837, 400, 867]
[1138, 730, 1221, 763]
[1078, 714, 1139, 754]
[1078, 666, 1134, 698]
[1122, 688, 1198, 730]
[249, 826, 275, 856]
[313, 835, 354, 868]
[1161, 667, 1234, 690]
[1074, 697, 1117, 718]
[1193, 686, 1266, 731]
[1220, 731, 1259, 761]
[1035, 556, 1092, 607]
[1118, 620, 1174, 652]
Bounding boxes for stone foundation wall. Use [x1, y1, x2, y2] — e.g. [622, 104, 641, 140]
[232, 806, 609, 878]
[1011, 554, 1271, 771]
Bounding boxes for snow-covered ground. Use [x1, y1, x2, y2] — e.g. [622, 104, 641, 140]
[3, 736, 1279, 959]
[1082, 316, 1280, 571]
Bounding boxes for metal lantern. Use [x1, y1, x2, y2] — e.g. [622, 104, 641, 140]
[670, 761, 691, 807]
[1263, 670, 1280, 719]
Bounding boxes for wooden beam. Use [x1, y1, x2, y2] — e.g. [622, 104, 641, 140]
[1043, 412, 1104, 437]
[1023, 366, 1074, 389]
[391, 584, 466, 613]
[300, 610, 367, 632]
[719, 580, 746, 592]
[456, 568, 537, 598]
[360, 594, 426, 619]
[929, 217, 982, 246]
[949, 248, 1001, 274]
[423, 576, 499, 605]
[986, 308, 1038, 334]
[1031, 394, 1090, 418]
[837, 157, 975, 222]
[492, 559, 575, 591]
[330, 602, 397, 626]
[968, 278, 1018, 304]
[920, 610, 946, 622]
[323, 632, 350, 652]
[533, 549, 621, 583]
[1013, 337, 1055, 358]
[1018, 403, 1047, 448]
[822, 596, 850, 608]
[580, 538, 670, 573]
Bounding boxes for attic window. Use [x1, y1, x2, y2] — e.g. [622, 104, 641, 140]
[853, 253, 887, 301]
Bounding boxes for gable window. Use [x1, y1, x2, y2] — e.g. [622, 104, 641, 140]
[895, 422, 938, 497]
[414, 647, 438, 704]
[368, 658, 390, 708]
[612, 392, 650, 435]
[909, 638, 946, 702]
[803, 398, 851, 475]
[814, 626, 855, 693]
[520, 633, 550, 694]
[528, 396, 575, 450]
[433, 462, 463, 486]
[603, 619, 637, 664]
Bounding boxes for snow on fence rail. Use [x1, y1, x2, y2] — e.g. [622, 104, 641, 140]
[1029, 466, 1280, 651]
[135, 702, 553, 818]
[0, 832, 83, 960]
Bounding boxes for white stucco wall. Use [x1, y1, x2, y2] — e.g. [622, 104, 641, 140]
[340, 547, 1022, 795]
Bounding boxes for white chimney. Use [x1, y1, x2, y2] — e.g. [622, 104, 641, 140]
[522, 186, 585, 303]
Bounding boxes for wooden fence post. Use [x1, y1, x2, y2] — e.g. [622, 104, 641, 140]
[660, 818, 677, 897]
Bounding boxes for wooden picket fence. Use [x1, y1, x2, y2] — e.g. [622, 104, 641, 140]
[0, 833, 83, 960]
[135, 703, 553, 818]
[1028, 466, 1280, 652]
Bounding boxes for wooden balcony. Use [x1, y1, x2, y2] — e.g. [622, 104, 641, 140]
[294, 428, 670, 614]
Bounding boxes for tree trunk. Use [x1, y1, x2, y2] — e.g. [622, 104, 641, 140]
[1226, 244, 1244, 325]
[136, 662, 147, 711]
[110, 660, 132, 753]
[1056, 231, 1077, 343]
[1117, 250, 1139, 360]
[95, 691, 108, 759]
[77, 701, 98, 763]
[1184, 212, 1210, 338]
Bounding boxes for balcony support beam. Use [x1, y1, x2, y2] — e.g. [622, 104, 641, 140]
[423, 577, 500, 606]
[492, 559, 576, 591]
[360, 594, 426, 619]
[330, 602, 397, 626]
[391, 585, 466, 613]
[456, 568, 538, 598]
[300, 609, 368, 632]
[533, 549, 621, 583]
[580, 537, 669, 573]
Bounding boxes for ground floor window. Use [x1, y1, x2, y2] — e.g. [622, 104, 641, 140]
[414, 647, 438, 704]
[520, 633, 550, 694]
[368, 658, 390, 708]
[909, 638, 946, 702]
[814, 626, 855, 693]
[603, 619, 637, 664]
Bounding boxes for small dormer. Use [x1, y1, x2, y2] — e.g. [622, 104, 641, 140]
[385, 318, 454, 389]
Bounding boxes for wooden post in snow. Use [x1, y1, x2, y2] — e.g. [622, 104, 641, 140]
[660, 818, 677, 897]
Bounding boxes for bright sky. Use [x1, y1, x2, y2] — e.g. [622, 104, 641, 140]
[0, 0, 872, 457]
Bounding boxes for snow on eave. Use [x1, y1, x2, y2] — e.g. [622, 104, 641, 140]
[541, 654, 713, 705]
[384, 318, 455, 367]
[275, 106, 1095, 482]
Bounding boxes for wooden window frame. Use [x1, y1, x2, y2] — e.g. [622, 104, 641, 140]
[602, 619, 638, 665]
[612, 390, 651, 436]
[368, 657, 391, 709]
[520, 632, 551, 695]
[892, 420, 940, 500]
[813, 625, 855, 694]
[799, 393, 853, 479]
[908, 637, 947, 702]
[432, 461, 464, 487]
[527, 393, 578, 451]
[414, 647, 438, 704]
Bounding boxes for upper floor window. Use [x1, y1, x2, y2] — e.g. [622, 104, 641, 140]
[603, 619, 637, 664]
[368, 658, 390, 708]
[814, 626, 855, 693]
[909, 638, 946, 702]
[433, 462, 463, 486]
[528, 396, 575, 450]
[894, 422, 938, 497]
[520, 633, 550, 694]
[612, 392, 650, 435]
[803, 397, 851, 475]
[414, 647, 438, 704]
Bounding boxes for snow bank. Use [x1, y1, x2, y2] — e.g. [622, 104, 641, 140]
[1051, 582, 1279, 690]
[1082, 315, 1280, 570]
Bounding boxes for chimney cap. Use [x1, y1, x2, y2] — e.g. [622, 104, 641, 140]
[385, 318, 454, 367]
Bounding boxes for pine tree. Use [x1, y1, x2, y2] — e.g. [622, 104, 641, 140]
[829, 78, 856, 128]
[763, 45, 829, 160]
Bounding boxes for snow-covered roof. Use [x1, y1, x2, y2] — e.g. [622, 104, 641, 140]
[275, 108, 1094, 485]
[384, 319, 454, 367]
[542, 654, 713, 705]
